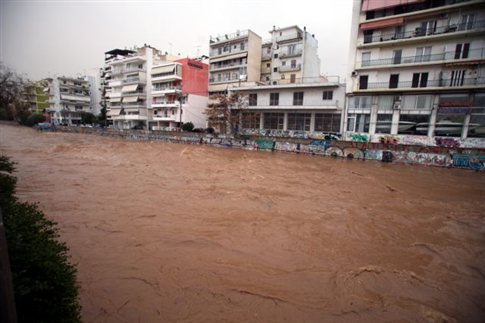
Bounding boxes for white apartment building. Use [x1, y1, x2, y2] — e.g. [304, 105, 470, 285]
[103, 46, 208, 130]
[45, 76, 92, 125]
[261, 25, 321, 85]
[232, 82, 346, 137]
[345, 0, 485, 141]
[208, 30, 262, 94]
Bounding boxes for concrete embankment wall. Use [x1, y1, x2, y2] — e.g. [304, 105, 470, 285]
[50, 127, 485, 170]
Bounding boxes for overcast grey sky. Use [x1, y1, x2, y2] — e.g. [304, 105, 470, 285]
[1, 0, 353, 81]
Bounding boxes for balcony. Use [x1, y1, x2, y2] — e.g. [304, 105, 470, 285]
[210, 62, 245, 72]
[279, 64, 301, 72]
[210, 30, 248, 44]
[279, 49, 303, 58]
[121, 90, 146, 97]
[357, 47, 485, 69]
[112, 114, 147, 121]
[359, 19, 485, 47]
[152, 86, 182, 96]
[358, 77, 485, 91]
[262, 52, 272, 60]
[210, 47, 248, 59]
[276, 32, 303, 44]
[152, 101, 179, 108]
[122, 76, 146, 84]
[245, 101, 340, 110]
[209, 75, 245, 84]
[111, 66, 145, 75]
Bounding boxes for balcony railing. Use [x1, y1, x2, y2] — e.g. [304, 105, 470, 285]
[360, 77, 485, 90]
[280, 49, 303, 58]
[279, 64, 302, 72]
[362, 19, 485, 45]
[152, 86, 182, 92]
[209, 76, 244, 83]
[122, 77, 145, 84]
[262, 52, 272, 60]
[210, 47, 247, 58]
[111, 67, 145, 75]
[210, 62, 246, 71]
[210, 30, 248, 44]
[276, 32, 303, 43]
[121, 90, 146, 96]
[358, 47, 485, 67]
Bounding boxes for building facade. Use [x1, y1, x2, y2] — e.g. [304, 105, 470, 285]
[345, 0, 485, 144]
[103, 46, 208, 130]
[45, 76, 92, 125]
[232, 82, 345, 137]
[261, 25, 321, 85]
[208, 30, 262, 94]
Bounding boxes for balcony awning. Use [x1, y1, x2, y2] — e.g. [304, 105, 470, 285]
[210, 52, 247, 63]
[123, 96, 139, 103]
[109, 97, 122, 103]
[108, 108, 122, 116]
[360, 17, 404, 30]
[152, 65, 175, 75]
[121, 84, 138, 92]
[362, 0, 425, 11]
[60, 94, 90, 102]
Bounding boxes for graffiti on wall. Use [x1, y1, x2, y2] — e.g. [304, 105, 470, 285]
[452, 154, 485, 170]
[379, 135, 400, 145]
[350, 134, 368, 142]
[435, 137, 460, 148]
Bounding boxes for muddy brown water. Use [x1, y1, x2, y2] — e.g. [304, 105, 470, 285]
[1, 124, 484, 322]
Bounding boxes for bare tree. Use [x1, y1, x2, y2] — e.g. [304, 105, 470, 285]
[0, 63, 31, 122]
[205, 92, 248, 135]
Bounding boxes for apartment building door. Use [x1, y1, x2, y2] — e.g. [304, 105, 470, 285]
[393, 50, 402, 64]
[389, 74, 399, 88]
[459, 14, 474, 31]
[412, 72, 428, 88]
[415, 46, 432, 62]
[359, 75, 368, 90]
[450, 70, 466, 86]
[454, 43, 470, 59]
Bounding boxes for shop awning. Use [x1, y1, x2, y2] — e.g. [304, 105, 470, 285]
[60, 94, 90, 102]
[123, 96, 139, 103]
[360, 17, 404, 30]
[108, 108, 122, 116]
[121, 84, 138, 92]
[210, 52, 247, 63]
[152, 65, 175, 75]
[362, 0, 425, 11]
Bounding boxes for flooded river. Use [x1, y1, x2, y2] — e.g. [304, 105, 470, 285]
[1, 124, 484, 322]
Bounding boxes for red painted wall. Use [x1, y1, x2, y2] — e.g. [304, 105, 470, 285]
[176, 58, 208, 97]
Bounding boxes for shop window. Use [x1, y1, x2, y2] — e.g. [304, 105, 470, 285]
[315, 113, 341, 132]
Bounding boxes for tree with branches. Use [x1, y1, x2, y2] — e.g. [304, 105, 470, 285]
[204, 92, 248, 135]
[0, 63, 31, 122]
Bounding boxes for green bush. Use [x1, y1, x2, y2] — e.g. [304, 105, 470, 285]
[0, 155, 81, 322]
[181, 122, 194, 132]
[80, 112, 96, 125]
[24, 113, 46, 127]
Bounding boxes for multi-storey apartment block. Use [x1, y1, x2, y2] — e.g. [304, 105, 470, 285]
[260, 25, 321, 85]
[345, 0, 485, 141]
[45, 76, 92, 125]
[150, 58, 208, 130]
[232, 81, 345, 137]
[103, 45, 208, 130]
[208, 30, 262, 94]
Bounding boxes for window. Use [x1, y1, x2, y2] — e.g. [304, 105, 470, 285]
[398, 114, 429, 134]
[412, 72, 428, 88]
[288, 44, 296, 55]
[281, 61, 286, 66]
[450, 70, 466, 86]
[322, 91, 333, 100]
[274, 54, 278, 59]
[378, 95, 393, 111]
[291, 60, 297, 68]
[347, 114, 370, 132]
[402, 95, 433, 110]
[359, 75, 368, 90]
[361, 52, 371, 67]
[281, 74, 285, 79]
[389, 74, 399, 88]
[363, 30, 373, 44]
[241, 112, 260, 129]
[270, 93, 279, 106]
[263, 112, 284, 130]
[459, 14, 474, 31]
[266, 63, 270, 68]
[415, 46, 432, 62]
[240, 42, 245, 50]
[469, 94, 485, 138]
[249, 93, 257, 106]
[287, 113, 311, 131]
[218, 48, 222, 55]
[273, 67, 278, 72]
[350, 96, 372, 109]
[293, 92, 304, 105]
[417, 20, 436, 36]
[392, 49, 402, 64]
[454, 43, 470, 59]
[290, 74, 296, 83]
[315, 113, 341, 132]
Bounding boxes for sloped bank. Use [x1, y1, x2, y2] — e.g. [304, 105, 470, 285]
[49, 126, 485, 170]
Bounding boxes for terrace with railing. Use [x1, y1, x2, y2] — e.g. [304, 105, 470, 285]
[359, 77, 485, 90]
